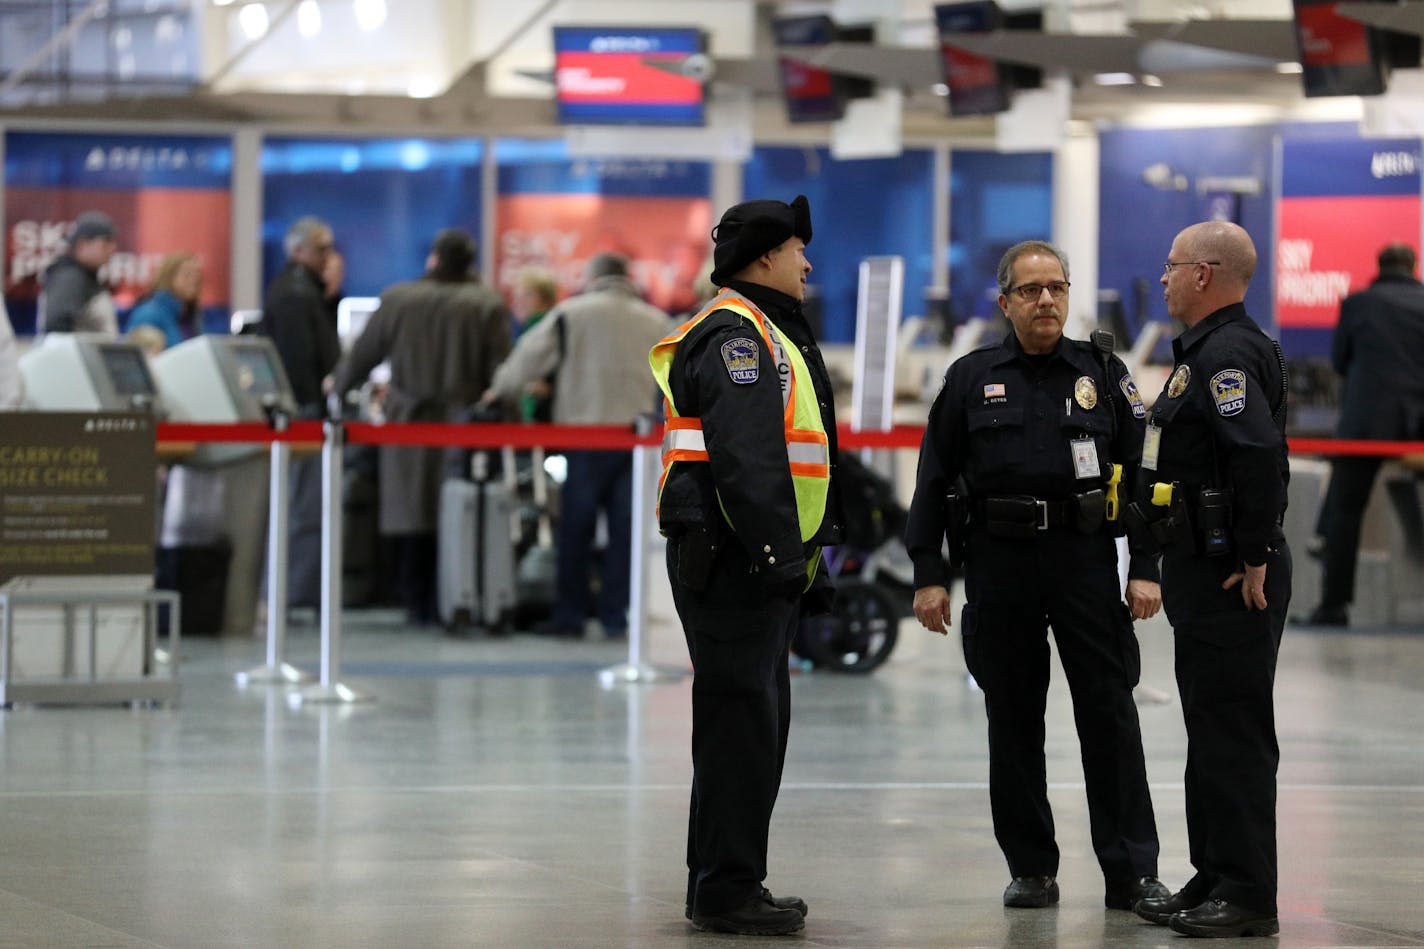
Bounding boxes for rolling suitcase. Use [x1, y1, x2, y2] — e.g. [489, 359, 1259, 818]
[437, 468, 516, 634]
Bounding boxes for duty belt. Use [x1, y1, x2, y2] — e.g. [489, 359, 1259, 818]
[974, 496, 1076, 532]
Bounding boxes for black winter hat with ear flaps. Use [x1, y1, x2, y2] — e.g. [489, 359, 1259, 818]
[709, 194, 812, 287]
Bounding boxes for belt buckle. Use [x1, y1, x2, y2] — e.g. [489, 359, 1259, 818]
[1035, 500, 1049, 531]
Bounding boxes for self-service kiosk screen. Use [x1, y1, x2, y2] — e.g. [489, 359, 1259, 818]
[231, 344, 282, 398]
[99, 345, 157, 397]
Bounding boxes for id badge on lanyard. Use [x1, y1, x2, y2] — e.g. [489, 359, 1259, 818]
[1070, 438, 1100, 480]
[1142, 422, 1162, 471]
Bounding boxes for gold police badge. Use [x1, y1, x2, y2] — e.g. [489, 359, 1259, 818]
[1167, 365, 1191, 398]
[1074, 376, 1097, 410]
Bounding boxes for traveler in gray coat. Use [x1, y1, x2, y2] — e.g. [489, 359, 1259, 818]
[484, 253, 671, 637]
[333, 228, 511, 625]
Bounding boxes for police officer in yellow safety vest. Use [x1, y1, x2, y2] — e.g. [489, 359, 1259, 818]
[649, 195, 843, 937]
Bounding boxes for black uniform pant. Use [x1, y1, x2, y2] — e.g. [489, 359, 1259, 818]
[1161, 544, 1291, 915]
[667, 537, 799, 916]
[961, 528, 1159, 884]
[1319, 455, 1382, 609]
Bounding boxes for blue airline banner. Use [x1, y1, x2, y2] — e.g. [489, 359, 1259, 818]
[496, 139, 710, 197]
[261, 137, 483, 299]
[1281, 137, 1423, 197]
[5, 132, 232, 189]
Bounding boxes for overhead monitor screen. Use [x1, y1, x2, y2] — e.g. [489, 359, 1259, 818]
[934, 1, 1010, 117]
[774, 15, 844, 124]
[231, 344, 283, 399]
[553, 25, 706, 126]
[98, 344, 157, 397]
[1292, 0, 1386, 97]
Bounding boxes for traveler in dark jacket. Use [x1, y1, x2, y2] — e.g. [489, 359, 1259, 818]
[37, 211, 120, 336]
[262, 216, 341, 608]
[1301, 243, 1424, 626]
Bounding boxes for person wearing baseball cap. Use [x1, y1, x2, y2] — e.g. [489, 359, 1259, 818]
[649, 196, 842, 935]
[37, 211, 120, 336]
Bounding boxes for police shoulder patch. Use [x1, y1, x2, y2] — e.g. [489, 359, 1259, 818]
[721, 337, 759, 384]
[1119, 374, 1146, 419]
[1210, 368, 1247, 417]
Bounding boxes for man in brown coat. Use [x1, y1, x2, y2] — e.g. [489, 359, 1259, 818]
[333, 228, 511, 624]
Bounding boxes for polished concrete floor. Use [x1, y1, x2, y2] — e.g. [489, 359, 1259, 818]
[1, 605, 1422, 949]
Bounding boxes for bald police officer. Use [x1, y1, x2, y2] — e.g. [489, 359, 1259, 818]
[1130, 221, 1291, 938]
[650, 195, 841, 936]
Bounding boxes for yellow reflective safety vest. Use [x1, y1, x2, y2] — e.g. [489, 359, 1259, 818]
[648, 288, 830, 542]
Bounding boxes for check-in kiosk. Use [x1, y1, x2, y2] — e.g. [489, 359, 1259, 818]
[149, 335, 297, 637]
[19, 333, 165, 414]
[151, 334, 296, 456]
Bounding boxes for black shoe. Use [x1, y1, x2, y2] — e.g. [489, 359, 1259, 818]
[1296, 604, 1348, 627]
[1003, 875, 1059, 908]
[1105, 875, 1170, 910]
[685, 887, 807, 921]
[1134, 887, 1205, 925]
[1167, 898, 1279, 938]
[690, 894, 806, 935]
[762, 886, 808, 917]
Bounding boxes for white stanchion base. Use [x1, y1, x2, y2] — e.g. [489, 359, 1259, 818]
[235, 663, 312, 687]
[597, 662, 689, 688]
[286, 682, 374, 707]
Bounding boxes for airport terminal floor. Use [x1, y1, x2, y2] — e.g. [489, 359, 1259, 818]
[0, 606, 1421, 949]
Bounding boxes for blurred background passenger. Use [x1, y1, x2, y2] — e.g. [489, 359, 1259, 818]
[126, 252, 203, 350]
[484, 252, 670, 638]
[509, 266, 559, 422]
[0, 300, 22, 409]
[262, 216, 341, 609]
[125, 324, 167, 358]
[332, 227, 511, 626]
[37, 211, 120, 336]
[322, 248, 346, 329]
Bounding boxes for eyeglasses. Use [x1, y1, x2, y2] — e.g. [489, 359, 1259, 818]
[1006, 280, 1070, 301]
[1163, 260, 1220, 273]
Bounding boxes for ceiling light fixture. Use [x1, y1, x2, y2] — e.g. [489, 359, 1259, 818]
[1276, 62, 1303, 74]
[238, 2, 269, 40]
[297, 0, 321, 37]
[1093, 72, 1138, 86]
[353, 0, 386, 32]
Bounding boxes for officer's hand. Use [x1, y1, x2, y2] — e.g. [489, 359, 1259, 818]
[913, 585, 953, 635]
[1222, 561, 1268, 610]
[1125, 579, 1162, 621]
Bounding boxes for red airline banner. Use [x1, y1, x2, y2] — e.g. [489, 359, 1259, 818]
[555, 52, 701, 105]
[1276, 194, 1420, 328]
[496, 194, 711, 316]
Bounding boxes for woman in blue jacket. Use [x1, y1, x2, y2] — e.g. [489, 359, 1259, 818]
[126, 253, 202, 350]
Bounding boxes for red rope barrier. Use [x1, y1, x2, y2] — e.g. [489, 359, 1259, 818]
[155, 421, 1424, 459]
[1287, 437, 1424, 457]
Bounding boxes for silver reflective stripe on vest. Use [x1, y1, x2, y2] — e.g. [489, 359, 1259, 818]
[787, 440, 829, 466]
[663, 427, 707, 455]
[765, 322, 792, 410]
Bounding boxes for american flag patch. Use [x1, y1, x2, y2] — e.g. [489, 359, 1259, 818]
[984, 383, 1006, 398]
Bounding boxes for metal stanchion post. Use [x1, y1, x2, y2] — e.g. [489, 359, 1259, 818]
[290, 419, 371, 707]
[238, 411, 311, 686]
[601, 418, 685, 687]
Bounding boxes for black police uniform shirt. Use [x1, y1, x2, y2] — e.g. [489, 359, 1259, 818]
[1138, 302, 1288, 567]
[658, 278, 843, 592]
[905, 330, 1155, 590]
